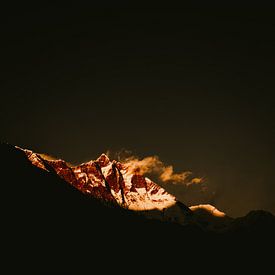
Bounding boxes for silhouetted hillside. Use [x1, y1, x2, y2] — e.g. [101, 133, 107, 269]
[0, 143, 200, 271]
[1, 143, 274, 272]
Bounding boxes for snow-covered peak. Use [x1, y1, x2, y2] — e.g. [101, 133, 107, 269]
[18, 147, 200, 225]
[21, 148, 178, 211]
[96, 154, 111, 167]
[190, 204, 226, 217]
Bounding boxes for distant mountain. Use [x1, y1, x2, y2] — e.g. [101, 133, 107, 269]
[19, 146, 193, 225]
[1, 143, 274, 272]
[8, 144, 275, 233]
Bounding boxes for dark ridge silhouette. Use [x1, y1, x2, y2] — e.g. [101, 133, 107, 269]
[1, 143, 274, 272]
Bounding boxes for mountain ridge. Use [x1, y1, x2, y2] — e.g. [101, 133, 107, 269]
[11, 144, 275, 233]
[1, 142, 274, 271]
[18, 146, 194, 225]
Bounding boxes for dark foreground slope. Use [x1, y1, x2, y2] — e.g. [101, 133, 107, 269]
[0, 143, 201, 271]
[0, 143, 274, 272]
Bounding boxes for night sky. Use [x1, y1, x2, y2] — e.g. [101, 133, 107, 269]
[1, 7, 274, 217]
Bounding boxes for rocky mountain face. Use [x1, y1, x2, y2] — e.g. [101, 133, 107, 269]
[11, 145, 275, 233]
[1, 143, 274, 273]
[19, 147, 192, 225]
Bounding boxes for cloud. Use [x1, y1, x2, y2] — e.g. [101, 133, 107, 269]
[122, 155, 204, 186]
[123, 156, 161, 175]
[38, 153, 75, 167]
[38, 153, 58, 161]
[159, 165, 191, 183]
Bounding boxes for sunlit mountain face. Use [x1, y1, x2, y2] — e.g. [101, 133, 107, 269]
[23, 148, 179, 210]
[18, 146, 193, 225]
[12, 145, 274, 233]
[1, 143, 275, 273]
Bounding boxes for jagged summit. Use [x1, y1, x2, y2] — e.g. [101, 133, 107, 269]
[13, 145, 242, 228]
[96, 153, 111, 167]
[3, 144, 275, 235]
[16, 146, 191, 224]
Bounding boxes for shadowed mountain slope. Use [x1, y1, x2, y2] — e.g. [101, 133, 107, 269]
[1, 143, 274, 272]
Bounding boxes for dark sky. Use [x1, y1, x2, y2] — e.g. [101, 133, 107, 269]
[1, 7, 275, 217]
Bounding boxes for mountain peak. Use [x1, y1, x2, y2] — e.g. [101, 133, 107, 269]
[19, 146, 180, 214]
[96, 153, 111, 167]
[13, 145, 241, 228]
[190, 204, 226, 218]
[4, 143, 275, 238]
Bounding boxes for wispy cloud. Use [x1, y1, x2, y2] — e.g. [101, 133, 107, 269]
[122, 155, 204, 186]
